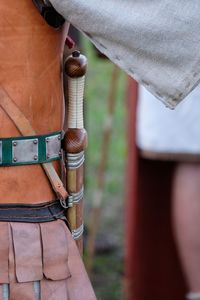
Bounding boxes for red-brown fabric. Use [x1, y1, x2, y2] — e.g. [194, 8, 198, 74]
[125, 78, 187, 300]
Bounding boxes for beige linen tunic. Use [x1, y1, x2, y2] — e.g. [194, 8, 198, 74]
[50, 0, 200, 108]
[137, 85, 200, 161]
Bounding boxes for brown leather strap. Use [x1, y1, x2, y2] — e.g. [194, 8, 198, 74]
[0, 88, 68, 202]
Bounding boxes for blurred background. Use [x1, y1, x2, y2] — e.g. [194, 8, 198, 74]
[83, 38, 126, 300]
[66, 26, 192, 300]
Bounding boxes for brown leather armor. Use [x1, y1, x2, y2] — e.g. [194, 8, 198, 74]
[0, 1, 96, 299]
[0, 0, 68, 204]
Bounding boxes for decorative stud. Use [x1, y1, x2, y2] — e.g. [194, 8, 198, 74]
[13, 157, 17, 162]
[33, 139, 38, 145]
[13, 141, 17, 147]
[34, 155, 38, 161]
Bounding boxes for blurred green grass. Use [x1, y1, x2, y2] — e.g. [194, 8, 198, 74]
[83, 38, 126, 199]
[82, 37, 127, 300]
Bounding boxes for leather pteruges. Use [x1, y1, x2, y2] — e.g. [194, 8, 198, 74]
[0, 221, 96, 300]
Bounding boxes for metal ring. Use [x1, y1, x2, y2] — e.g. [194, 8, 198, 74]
[66, 151, 85, 169]
[60, 198, 68, 209]
[68, 186, 84, 207]
[72, 224, 84, 240]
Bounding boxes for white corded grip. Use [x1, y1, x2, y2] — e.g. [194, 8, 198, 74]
[67, 76, 85, 129]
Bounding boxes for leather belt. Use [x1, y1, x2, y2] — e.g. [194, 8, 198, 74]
[0, 200, 66, 223]
[0, 131, 62, 166]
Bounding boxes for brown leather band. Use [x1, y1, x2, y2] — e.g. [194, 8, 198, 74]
[0, 200, 66, 223]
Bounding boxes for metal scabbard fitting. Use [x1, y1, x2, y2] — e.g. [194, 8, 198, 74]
[72, 224, 84, 240]
[66, 151, 85, 169]
[68, 186, 84, 207]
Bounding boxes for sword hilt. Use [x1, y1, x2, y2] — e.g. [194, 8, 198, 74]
[64, 51, 88, 252]
[65, 50, 87, 130]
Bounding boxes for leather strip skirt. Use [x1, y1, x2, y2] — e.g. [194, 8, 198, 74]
[0, 220, 96, 300]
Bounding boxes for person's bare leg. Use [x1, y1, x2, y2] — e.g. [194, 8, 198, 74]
[172, 163, 200, 298]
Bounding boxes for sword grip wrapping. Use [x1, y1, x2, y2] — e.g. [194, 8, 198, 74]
[65, 50, 87, 129]
[67, 77, 85, 128]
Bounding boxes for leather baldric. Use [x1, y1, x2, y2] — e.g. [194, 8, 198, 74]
[0, 88, 68, 205]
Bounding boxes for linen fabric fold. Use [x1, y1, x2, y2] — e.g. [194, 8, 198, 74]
[137, 85, 200, 159]
[50, 0, 200, 108]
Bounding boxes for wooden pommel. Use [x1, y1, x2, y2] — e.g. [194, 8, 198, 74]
[64, 128, 88, 153]
[65, 51, 87, 78]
